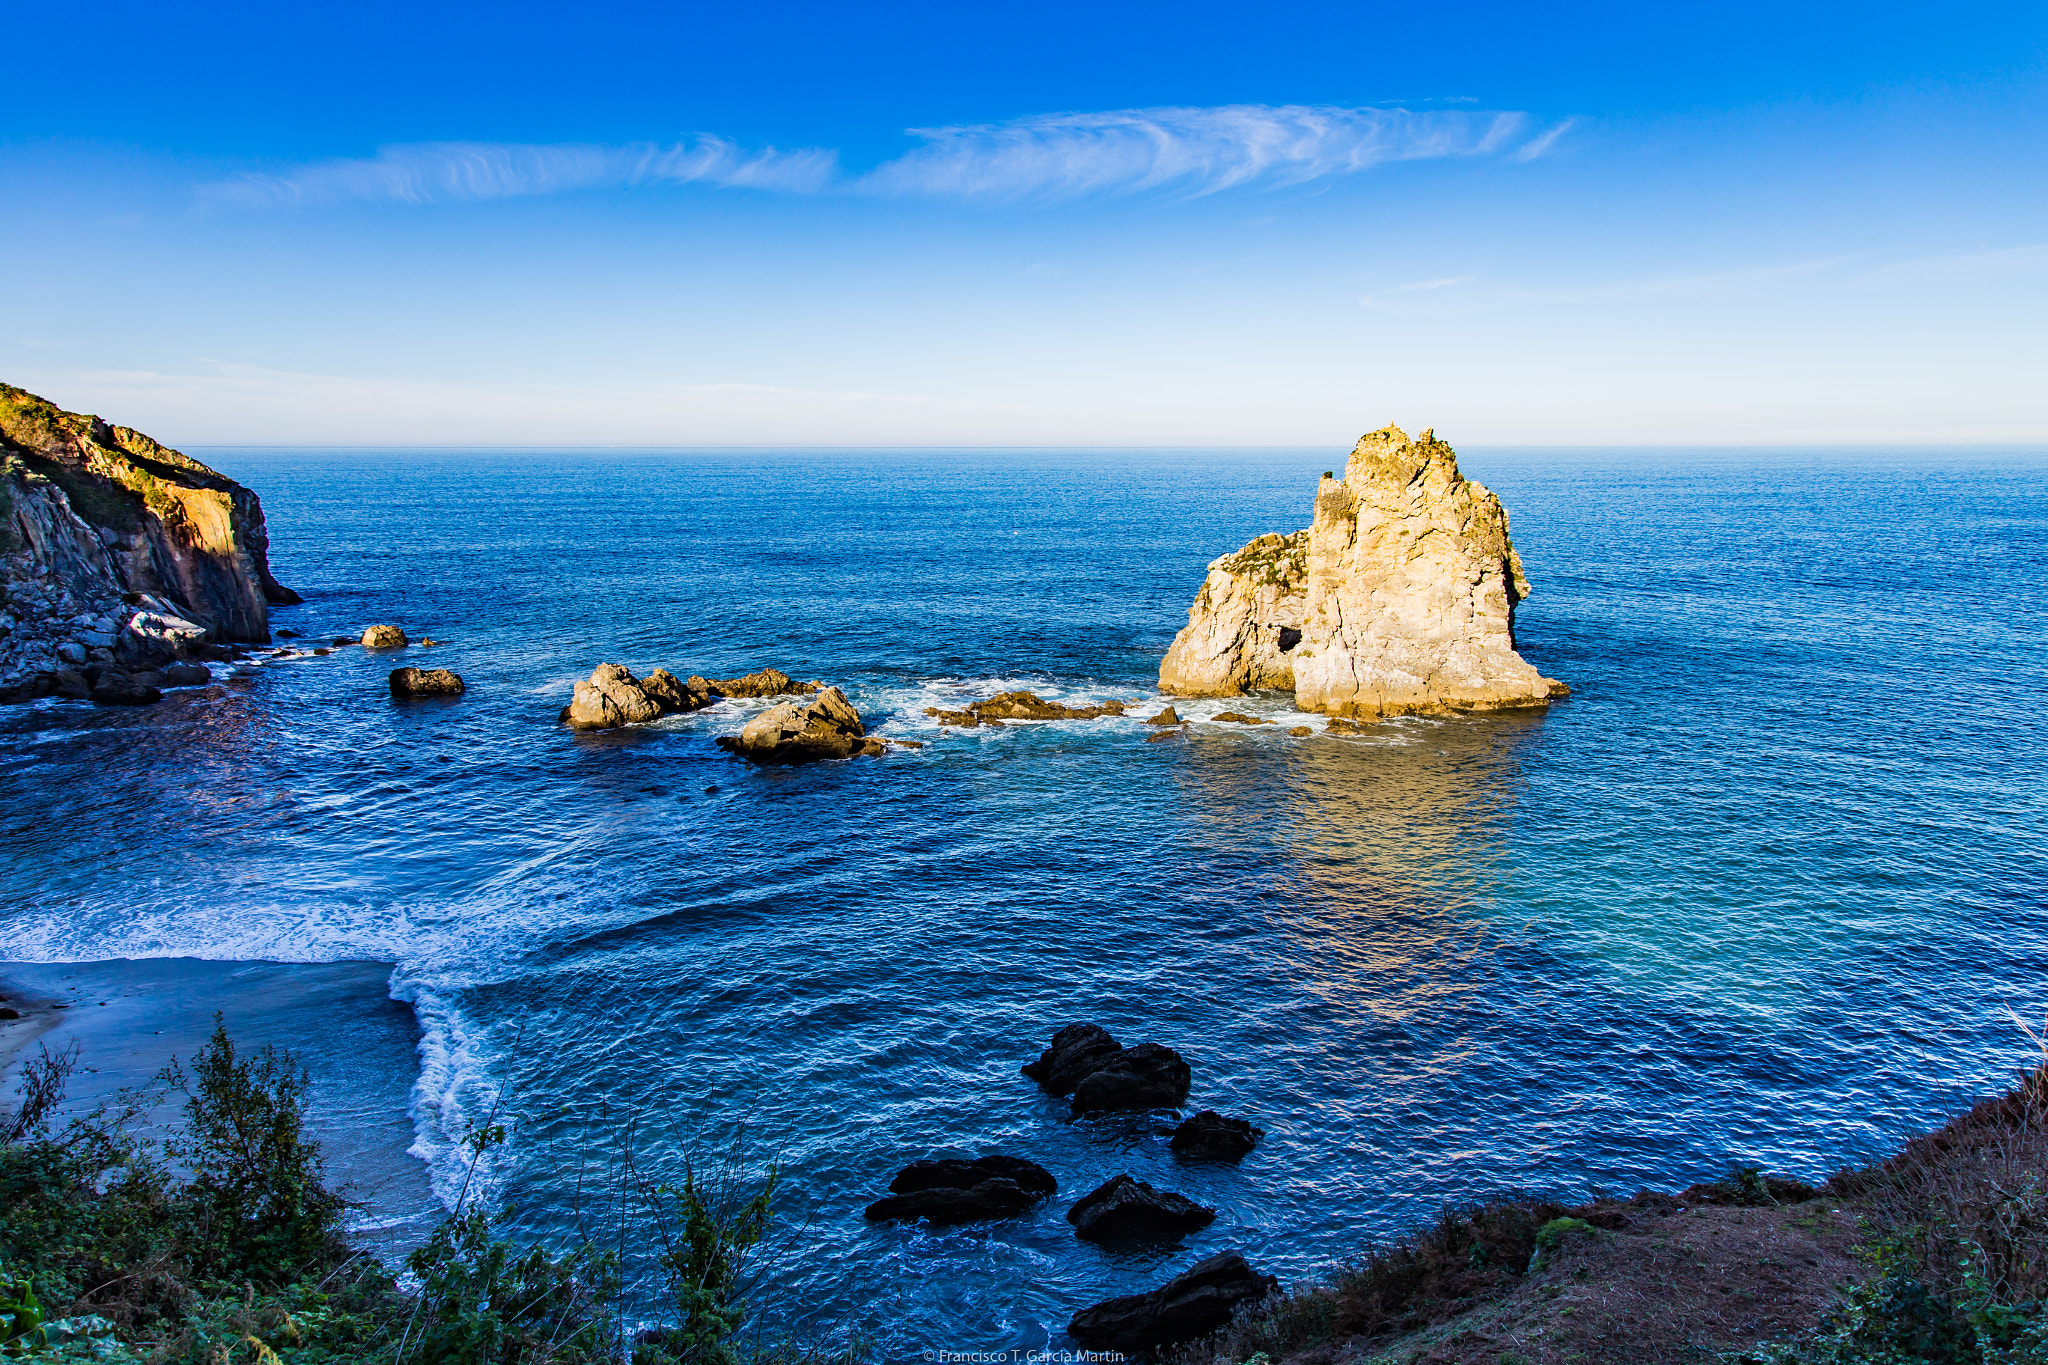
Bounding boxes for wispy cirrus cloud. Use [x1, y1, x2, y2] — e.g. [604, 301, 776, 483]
[861, 104, 1548, 198]
[214, 137, 840, 207]
[1361, 273, 1478, 311]
[206, 103, 1570, 208]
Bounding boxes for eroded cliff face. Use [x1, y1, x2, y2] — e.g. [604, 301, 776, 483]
[0, 384, 298, 686]
[1159, 425, 1562, 717]
[1157, 531, 1308, 696]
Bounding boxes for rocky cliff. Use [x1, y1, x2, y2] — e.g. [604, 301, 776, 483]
[1160, 425, 1562, 717]
[1156, 531, 1309, 696]
[0, 383, 297, 690]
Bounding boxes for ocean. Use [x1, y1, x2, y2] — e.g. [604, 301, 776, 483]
[3, 443, 2046, 1352]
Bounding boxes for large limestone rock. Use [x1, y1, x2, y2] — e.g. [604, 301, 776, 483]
[1160, 426, 1563, 717]
[566, 663, 664, 730]
[1157, 531, 1307, 696]
[715, 685, 868, 763]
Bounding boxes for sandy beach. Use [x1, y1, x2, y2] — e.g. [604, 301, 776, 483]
[0, 957, 440, 1260]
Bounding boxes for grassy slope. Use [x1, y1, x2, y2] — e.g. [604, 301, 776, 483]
[1184, 1065, 2048, 1365]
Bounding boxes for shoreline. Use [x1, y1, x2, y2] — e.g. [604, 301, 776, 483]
[2, 956, 2040, 1360]
[0, 976, 65, 1070]
[0, 956, 441, 1261]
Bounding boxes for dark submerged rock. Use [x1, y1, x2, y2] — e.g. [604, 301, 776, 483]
[1066, 1174, 1215, 1243]
[1170, 1110, 1263, 1162]
[1066, 1251, 1280, 1353]
[925, 692, 1124, 727]
[390, 667, 466, 697]
[161, 663, 211, 686]
[1022, 1023, 1124, 1097]
[1071, 1042, 1192, 1113]
[864, 1156, 1054, 1225]
[89, 671, 161, 706]
[863, 1179, 1041, 1226]
[888, 1155, 1056, 1199]
[0, 674, 54, 705]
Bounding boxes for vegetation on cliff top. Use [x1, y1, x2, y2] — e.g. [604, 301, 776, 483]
[1216, 530, 1308, 589]
[1178, 1058, 2048, 1365]
[0, 383, 247, 539]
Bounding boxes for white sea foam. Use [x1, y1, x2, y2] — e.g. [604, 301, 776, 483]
[392, 971, 515, 1209]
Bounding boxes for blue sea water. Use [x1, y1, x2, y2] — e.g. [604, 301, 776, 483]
[4, 444, 2048, 1352]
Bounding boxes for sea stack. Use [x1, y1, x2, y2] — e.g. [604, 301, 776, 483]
[1159, 425, 1563, 717]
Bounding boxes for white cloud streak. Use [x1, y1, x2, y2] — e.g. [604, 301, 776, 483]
[1511, 118, 1577, 163]
[859, 104, 1536, 198]
[215, 138, 840, 207]
[1361, 273, 1478, 307]
[207, 103, 1564, 208]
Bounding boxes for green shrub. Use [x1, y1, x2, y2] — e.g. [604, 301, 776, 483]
[1728, 1236, 2048, 1365]
[634, 1153, 777, 1365]
[398, 1207, 620, 1365]
[0, 1023, 851, 1365]
[1528, 1216, 1597, 1270]
[162, 1019, 350, 1285]
[0, 1271, 47, 1353]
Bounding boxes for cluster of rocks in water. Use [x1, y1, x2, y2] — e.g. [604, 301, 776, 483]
[359, 625, 468, 697]
[555, 660, 1082, 765]
[0, 605, 466, 709]
[922, 690, 1132, 728]
[558, 661, 923, 763]
[858, 1022, 1274, 1354]
[555, 668, 1368, 768]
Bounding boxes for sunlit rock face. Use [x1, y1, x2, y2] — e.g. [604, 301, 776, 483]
[0, 382, 298, 648]
[1160, 425, 1562, 716]
[1157, 531, 1307, 697]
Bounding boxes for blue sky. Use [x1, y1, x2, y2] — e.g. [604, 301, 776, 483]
[5, 1, 2044, 445]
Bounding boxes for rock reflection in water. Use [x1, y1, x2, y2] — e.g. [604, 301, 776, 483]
[1168, 708, 1550, 1040]
[1176, 708, 1547, 903]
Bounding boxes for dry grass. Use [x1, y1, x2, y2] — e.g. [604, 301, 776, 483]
[1826, 1059, 2048, 1306]
[1179, 1185, 1858, 1365]
[1174, 1060, 2048, 1365]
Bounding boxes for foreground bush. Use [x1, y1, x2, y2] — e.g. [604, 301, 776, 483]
[0, 1020, 809, 1364]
